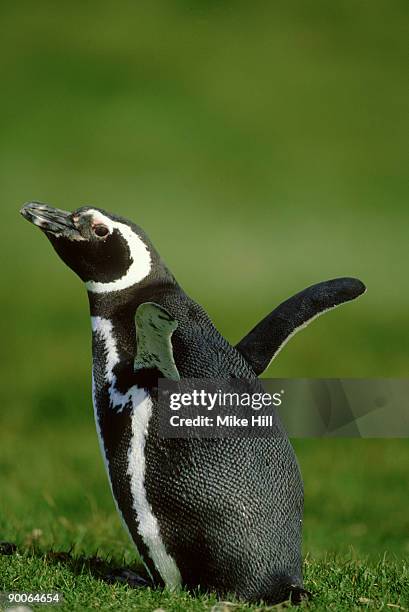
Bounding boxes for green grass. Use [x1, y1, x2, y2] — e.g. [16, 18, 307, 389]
[1, 0, 408, 610]
[1, 431, 408, 610]
[0, 549, 408, 611]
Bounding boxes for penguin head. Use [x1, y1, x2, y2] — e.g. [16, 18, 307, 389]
[20, 202, 158, 294]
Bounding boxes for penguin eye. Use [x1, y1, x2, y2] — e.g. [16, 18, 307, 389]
[93, 224, 109, 238]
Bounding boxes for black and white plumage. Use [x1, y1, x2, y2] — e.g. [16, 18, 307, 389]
[236, 277, 366, 375]
[20, 202, 365, 605]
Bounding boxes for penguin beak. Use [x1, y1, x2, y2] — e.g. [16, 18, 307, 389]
[20, 202, 81, 239]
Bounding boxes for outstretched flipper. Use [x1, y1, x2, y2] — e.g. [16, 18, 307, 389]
[236, 277, 366, 375]
[134, 302, 180, 380]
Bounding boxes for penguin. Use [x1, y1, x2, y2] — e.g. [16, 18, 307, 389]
[20, 201, 365, 605]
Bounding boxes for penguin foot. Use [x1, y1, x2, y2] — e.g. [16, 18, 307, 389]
[289, 585, 312, 605]
[103, 568, 151, 588]
[0, 541, 17, 555]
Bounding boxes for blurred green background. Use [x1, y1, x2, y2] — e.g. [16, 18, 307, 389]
[1, 0, 408, 571]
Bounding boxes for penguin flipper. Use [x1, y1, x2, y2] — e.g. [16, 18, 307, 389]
[134, 302, 180, 381]
[236, 277, 366, 376]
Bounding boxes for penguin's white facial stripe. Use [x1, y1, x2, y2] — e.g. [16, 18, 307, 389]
[84, 210, 151, 294]
[82, 211, 115, 236]
[91, 316, 182, 589]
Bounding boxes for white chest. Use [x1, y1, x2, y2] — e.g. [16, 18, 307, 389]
[90, 316, 181, 590]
